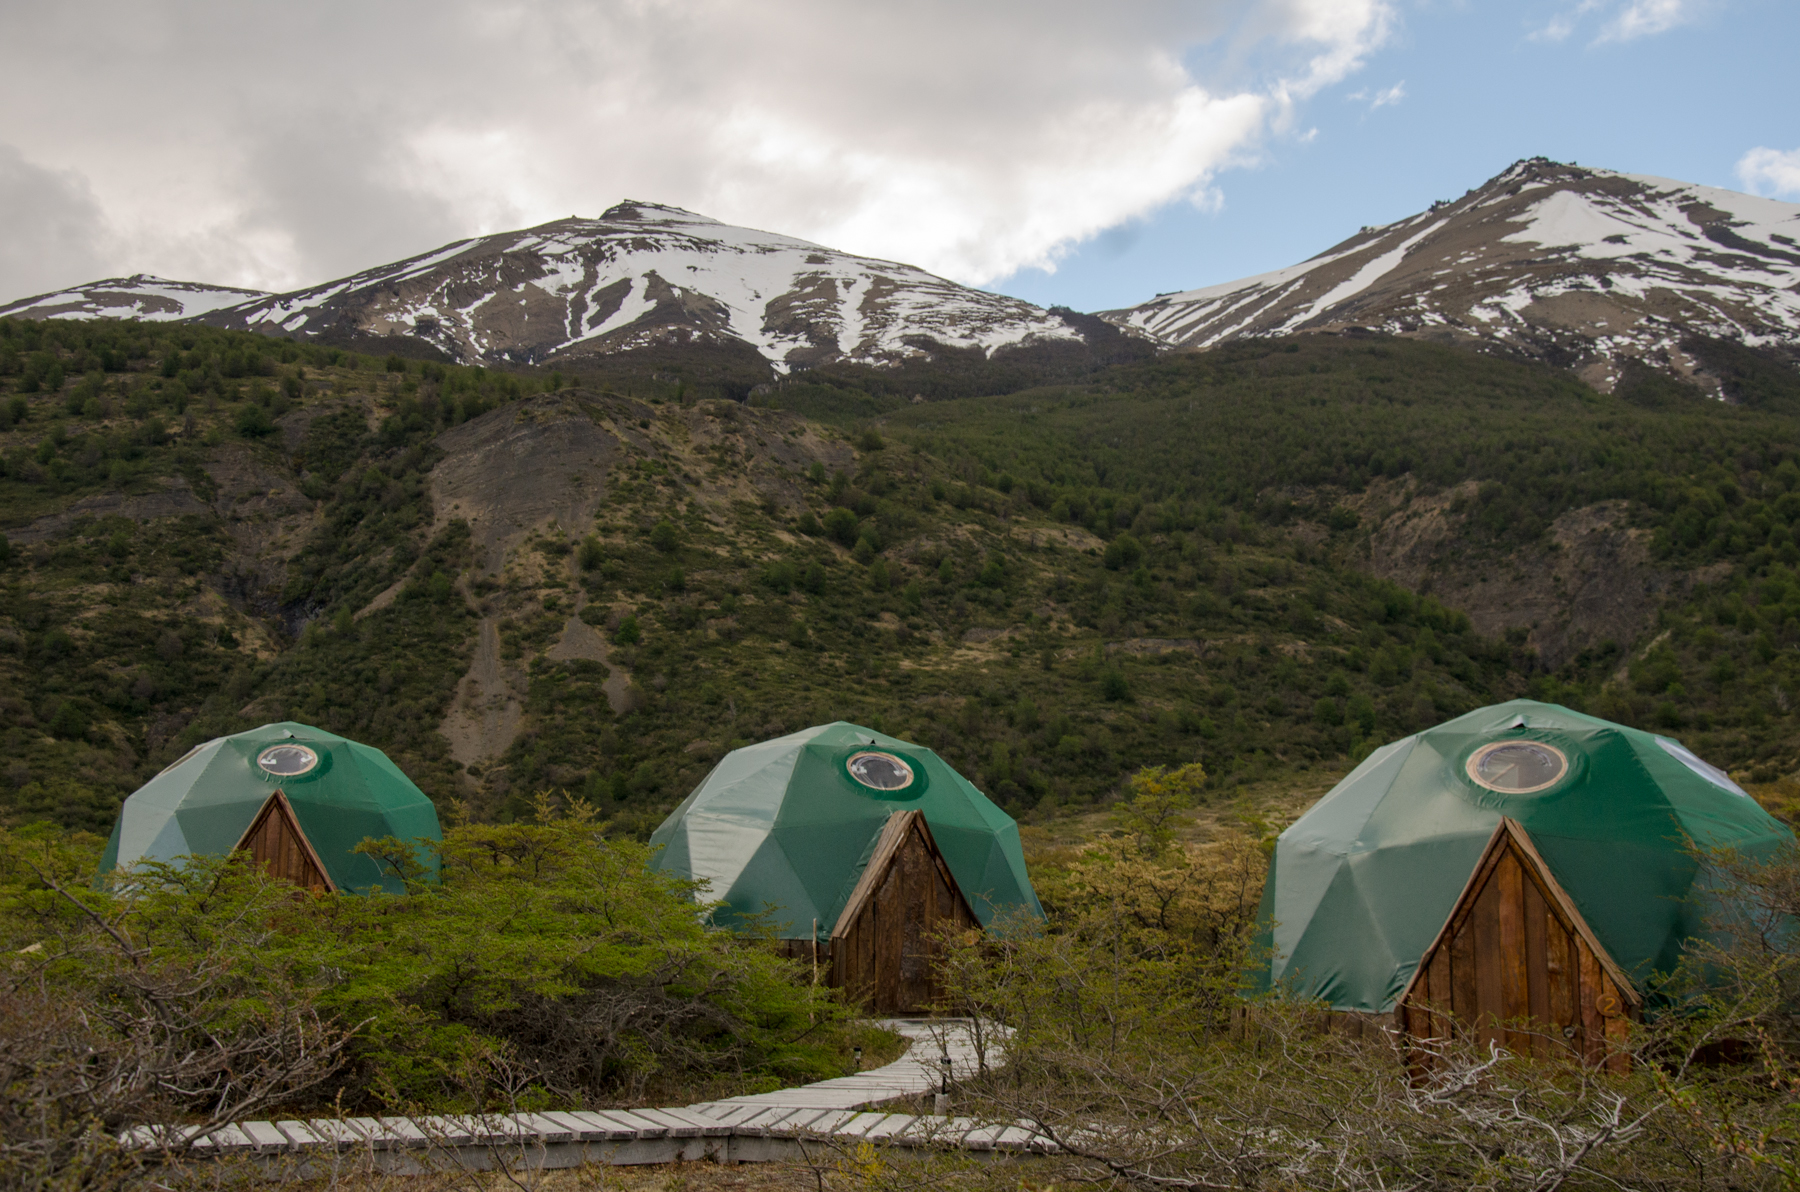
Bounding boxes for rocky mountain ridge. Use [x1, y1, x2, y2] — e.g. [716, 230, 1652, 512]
[1107, 159, 1800, 395]
[0, 204, 1083, 374]
[6, 163, 1799, 396]
[0, 274, 271, 323]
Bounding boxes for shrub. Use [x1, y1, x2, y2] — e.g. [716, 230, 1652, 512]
[0, 811, 866, 1142]
[1103, 533, 1144, 571]
[577, 535, 604, 570]
[761, 561, 796, 594]
[1100, 668, 1132, 702]
[235, 403, 276, 438]
[823, 507, 860, 546]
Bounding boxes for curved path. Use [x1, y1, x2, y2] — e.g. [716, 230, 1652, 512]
[137, 1018, 1043, 1175]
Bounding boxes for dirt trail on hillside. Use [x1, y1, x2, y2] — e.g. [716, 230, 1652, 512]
[432, 395, 626, 764]
[438, 617, 526, 768]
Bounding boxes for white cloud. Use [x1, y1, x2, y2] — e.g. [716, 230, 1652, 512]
[1529, 0, 1710, 44]
[1596, 0, 1706, 41]
[1347, 81, 1406, 110]
[1738, 147, 1800, 198]
[1529, 12, 1582, 42]
[0, 0, 1395, 298]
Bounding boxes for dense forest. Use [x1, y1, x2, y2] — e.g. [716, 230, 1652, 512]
[2, 316, 1800, 837]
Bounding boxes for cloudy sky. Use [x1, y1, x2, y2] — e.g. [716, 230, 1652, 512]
[1, 0, 1795, 311]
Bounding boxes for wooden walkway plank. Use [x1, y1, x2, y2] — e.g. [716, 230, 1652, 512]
[557, 1110, 643, 1141]
[516, 1113, 577, 1143]
[125, 1018, 1047, 1171]
[195, 1124, 258, 1153]
[537, 1110, 604, 1141]
[598, 1110, 668, 1139]
[636, 1108, 725, 1137]
[238, 1121, 292, 1153]
[275, 1121, 335, 1149]
[687, 1103, 762, 1126]
[375, 1117, 432, 1146]
[779, 1108, 859, 1134]
[836, 1112, 898, 1139]
[860, 1115, 921, 1141]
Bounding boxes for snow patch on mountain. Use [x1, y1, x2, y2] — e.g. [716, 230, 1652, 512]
[1107, 159, 1800, 394]
[0, 275, 269, 322]
[0, 204, 1082, 373]
[201, 202, 1080, 372]
[1288, 219, 1445, 329]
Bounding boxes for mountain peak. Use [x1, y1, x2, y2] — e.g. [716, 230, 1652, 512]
[598, 200, 723, 226]
[188, 204, 1081, 372]
[1108, 162, 1800, 395]
[0, 274, 270, 323]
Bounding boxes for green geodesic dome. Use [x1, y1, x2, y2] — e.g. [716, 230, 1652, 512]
[649, 722, 1043, 939]
[1251, 700, 1793, 1013]
[98, 722, 441, 895]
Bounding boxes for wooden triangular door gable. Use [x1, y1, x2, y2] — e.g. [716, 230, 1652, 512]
[233, 790, 336, 894]
[1398, 817, 1639, 1071]
[829, 809, 982, 1014]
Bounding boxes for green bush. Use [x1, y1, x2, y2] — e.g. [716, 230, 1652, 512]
[577, 535, 605, 570]
[1103, 533, 1144, 571]
[1100, 668, 1132, 702]
[0, 811, 868, 1115]
[234, 402, 275, 438]
[822, 507, 860, 545]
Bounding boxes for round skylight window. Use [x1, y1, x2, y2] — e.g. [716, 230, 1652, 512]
[257, 744, 320, 777]
[1466, 741, 1568, 794]
[847, 751, 915, 792]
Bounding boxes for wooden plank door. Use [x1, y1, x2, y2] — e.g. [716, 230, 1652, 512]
[1399, 818, 1637, 1072]
[830, 811, 981, 1014]
[234, 790, 335, 893]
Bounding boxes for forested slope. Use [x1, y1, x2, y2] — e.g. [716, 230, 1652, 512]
[1, 317, 1797, 835]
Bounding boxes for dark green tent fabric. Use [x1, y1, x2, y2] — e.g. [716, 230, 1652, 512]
[1251, 700, 1792, 1012]
[648, 721, 1043, 938]
[98, 722, 441, 894]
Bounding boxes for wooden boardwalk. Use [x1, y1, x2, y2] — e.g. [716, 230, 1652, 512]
[133, 1019, 1041, 1174]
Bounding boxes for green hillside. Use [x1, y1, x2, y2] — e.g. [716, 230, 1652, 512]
[1, 316, 1797, 834]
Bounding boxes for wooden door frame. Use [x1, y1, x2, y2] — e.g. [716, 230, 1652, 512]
[829, 809, 979, 942]
[1397, 817, 1639, 1017]
[233, 788, 338, 893]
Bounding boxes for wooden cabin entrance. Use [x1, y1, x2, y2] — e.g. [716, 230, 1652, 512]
[1398, 817, 1638, 1071]
[234, 790, 335, 894]
[826, 809, 980, 1014]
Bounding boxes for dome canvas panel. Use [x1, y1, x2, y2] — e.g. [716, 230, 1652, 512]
[1253, 700, 1793, 1013]
[100, 723, 442, 895]
[650, 722, 1041, 937]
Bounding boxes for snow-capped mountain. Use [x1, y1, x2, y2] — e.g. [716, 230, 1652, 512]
[1108, 159, 1800, 393]
[0, 275, 270, 322]
[0, 203, 1082, 372]
[196, 202, 1080, 372]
